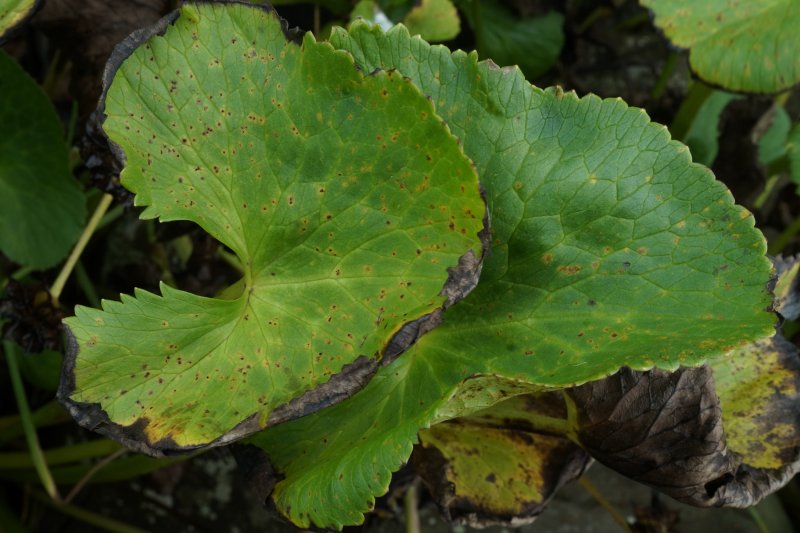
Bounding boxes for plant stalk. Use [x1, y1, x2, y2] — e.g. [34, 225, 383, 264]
[669, 81, 714, 141]
[578, 476, 631, 532]
[0, 401, 70, 446]
[768, 215, 800, 255]
[404, 481, 421, 533]
[3, 341, 61, 501]
[65, 448, 128, 504]
[51, 193, 114, 303]
[650, 52, 678, 101]
[0, 439, 122, 470]
[29, 490, 147, 533]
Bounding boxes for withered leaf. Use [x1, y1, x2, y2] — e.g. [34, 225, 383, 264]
[567, 356, 800, 508]
[413, 393, 591, 527]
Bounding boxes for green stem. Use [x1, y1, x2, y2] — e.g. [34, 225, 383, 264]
[29, 490, 147, 533]
[576, 6, 612, 34]
[753, 174, 788, 212]
[41, 51, 63, 99]
[51, 193, 114, 303]
[1, 265, 34, 291]
[768, 216, 800, 255]
[74, 260, 101, 308]
[650, 52, 678, 101]
[12, 265, 35, 281]
[561, 390, 580, 441]
[218, 247, 246, 275]
[66, 100, 79, 148]
[670, 82, 714, 142]
[65, 448, 128, 504]
[0, 401, 70, 446]
[775, 91, 791, 109]
[612, 11, 652, 32]
[3, 341, 61, 501]
[521, 412, 572, 436]
[0, 454, 188, 485]
[471, 0, 485, 58]
[404, 481, 420, 533]
[578, 476, 632, 532]
[748, 507, 770, 533]
[0, 439, 122, 470]
[98, 204, 125, 231]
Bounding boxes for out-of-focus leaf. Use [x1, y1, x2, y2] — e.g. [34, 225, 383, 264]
[0, 50, 86, 269]
[640, 0, 800, 93]
[683, 90, 739, 166]
[413, 394, 590, 527]
[18, 349, 63, 391]
[757, 107, 791, 166]
[350, 0, 377, 21]
[404, 0, 459, 42]
[349, 0, 458, 40]
[59, 3, 486, 456]
[773, 254, 800, 320]
[461, 0, 564, 79]
[0, 0, 35, 39]
[248, 22, 774, 530]
[349, 0, 394, 31]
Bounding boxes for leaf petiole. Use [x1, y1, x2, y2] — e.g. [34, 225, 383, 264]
[50, 193, 113, 304]
[3, 340, 61, 501]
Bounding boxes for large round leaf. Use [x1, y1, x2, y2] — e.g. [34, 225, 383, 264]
[59, 3, 486, 455]
[249, 22, 774, 529]
[640, 0, 800, 93]
[0, 49, 85, 269]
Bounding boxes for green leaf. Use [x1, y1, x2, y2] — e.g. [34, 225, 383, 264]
[250, 22, 774, 529]
[757, 106, 791, 166]
[333, 21, 774, 393]
[0, 0, 35, 38]
[403, 0, 460, 42]
[59, 3, 486, 455]
[461, 0, 564, 79]
[0, 50, 85, 269]
[683, 90, 739, 166]
[640, 0, 800, 93]
[413, 394, 590, 527]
